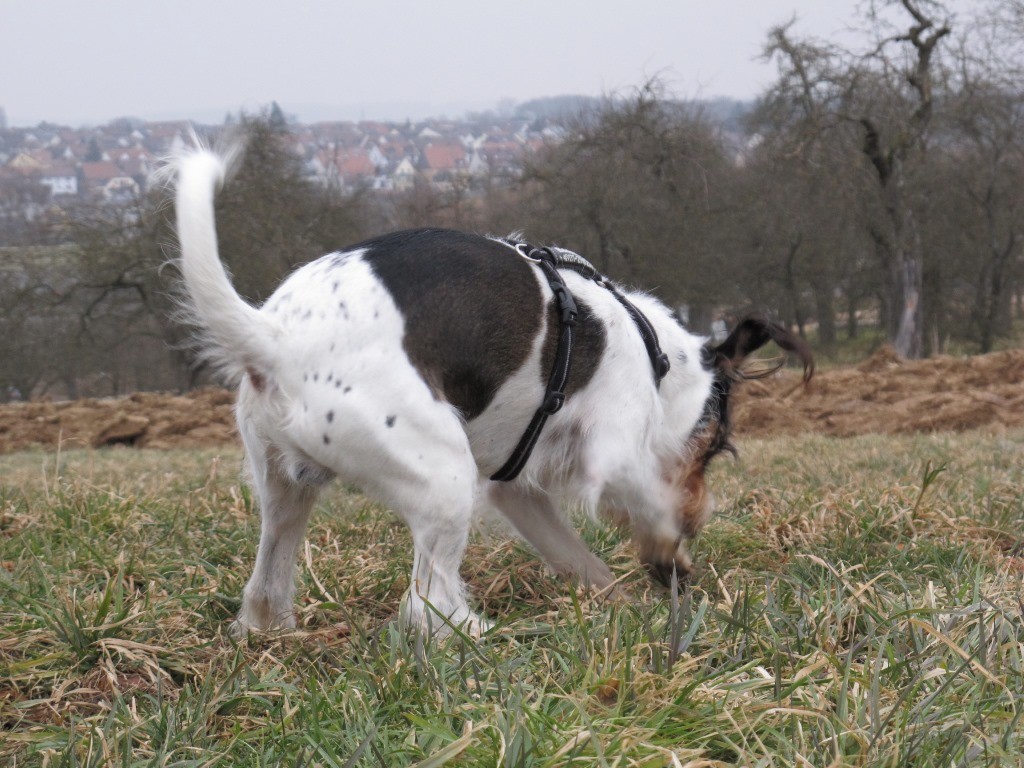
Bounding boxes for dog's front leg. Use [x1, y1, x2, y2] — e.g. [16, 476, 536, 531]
[231, 462, 319, 637]
[489, 483, 618, 596]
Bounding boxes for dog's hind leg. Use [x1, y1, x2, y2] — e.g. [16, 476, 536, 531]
[231, 443, 321, 637]
[401, 480, 481, 638]
[382, 435, 483, 638]
[314, 396, 485, 638]
[488, 484, 617, 594]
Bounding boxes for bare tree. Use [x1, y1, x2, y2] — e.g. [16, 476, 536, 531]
[763, 0, 954, 357]
[858, 0, 951, 357]
[521, 82, 737, 330]
[748, 28, 877, 349]
[931, 7, 1024, 350]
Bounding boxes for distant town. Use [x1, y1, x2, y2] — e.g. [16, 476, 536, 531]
[0, 97, 751, 231]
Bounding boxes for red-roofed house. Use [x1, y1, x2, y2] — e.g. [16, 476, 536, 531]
[79, 161, 138, 200]
[314, 148, 376, 190]
[419, 142, 466, 182]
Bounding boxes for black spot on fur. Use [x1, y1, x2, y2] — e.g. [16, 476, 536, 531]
[323, 434, 330, 445]
[343, 386, 352, 394]
[335, 381, 342, 389]
[332, 281, 339, 293]
[362, 228, 543, 420]
[386, 415, 396, 428]
[313, 373, 319, 382]
[326, 410, 334, 423]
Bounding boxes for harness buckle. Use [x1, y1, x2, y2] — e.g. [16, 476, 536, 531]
[542, 390, 565, 414]
[552, 284, 578, 326]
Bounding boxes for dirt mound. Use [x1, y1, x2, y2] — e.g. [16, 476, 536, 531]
[733, 347, 1024, 438]
[0, 388, 237, 453]
[0, 348, 1022, 454]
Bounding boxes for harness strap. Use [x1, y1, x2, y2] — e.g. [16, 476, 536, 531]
[490, 248, 576, 482]
[491, 241, 671, 482]
[606, 285, 671, 381]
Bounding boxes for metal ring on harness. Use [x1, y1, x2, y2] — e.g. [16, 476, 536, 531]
[515, 242, 541, 262]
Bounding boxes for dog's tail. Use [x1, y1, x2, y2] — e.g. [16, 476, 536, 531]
[172, 143, 279, 384]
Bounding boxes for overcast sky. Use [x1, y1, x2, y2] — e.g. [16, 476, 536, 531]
[0, 0, 978, 128]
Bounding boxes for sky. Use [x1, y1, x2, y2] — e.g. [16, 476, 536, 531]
[0, 0, 980, 128]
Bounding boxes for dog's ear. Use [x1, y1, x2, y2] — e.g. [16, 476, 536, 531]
[709, 314, 814, 382]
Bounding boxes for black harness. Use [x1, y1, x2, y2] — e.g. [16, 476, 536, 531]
[490, 242, 671, 482]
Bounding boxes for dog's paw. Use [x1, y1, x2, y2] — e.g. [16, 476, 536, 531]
[228, 609, 296, 639]
[228, 618, 254, 640]
[399, 589, 490, 639]
[427, 612, 492, 640]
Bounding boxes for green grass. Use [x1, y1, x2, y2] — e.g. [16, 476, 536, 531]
[1, 432, 1022, 766]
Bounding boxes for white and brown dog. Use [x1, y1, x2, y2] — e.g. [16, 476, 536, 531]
[171, 145, 812, 637]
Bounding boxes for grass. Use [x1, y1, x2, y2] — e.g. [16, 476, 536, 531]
[0, 431, 1022, 766]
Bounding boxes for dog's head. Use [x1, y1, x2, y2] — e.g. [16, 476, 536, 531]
[643, 315, 814, 586]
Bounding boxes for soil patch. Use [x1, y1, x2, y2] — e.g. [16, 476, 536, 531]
[732, 347, 1024, 438]
[1, 348, 1022, 454]
[0, 388, 237, 453]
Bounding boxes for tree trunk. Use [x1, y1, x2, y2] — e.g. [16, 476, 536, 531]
[888, 162, 924, 359]
[977, 227, 1016, 353]
[783, 237, 807, 338]
[846, 293, 859, 340]
[893, 253, 922, 358]
[812, 276, 837, 349]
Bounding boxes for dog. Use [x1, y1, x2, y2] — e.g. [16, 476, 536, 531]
[171, 144, 812, 637]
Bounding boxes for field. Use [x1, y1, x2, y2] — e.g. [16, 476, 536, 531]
[1, 356, 1023, 765]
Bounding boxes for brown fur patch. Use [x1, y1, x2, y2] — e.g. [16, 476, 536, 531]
[677, 460, 711, 539]
[246, 367, 266, 393]
[634, 439, 716, 587]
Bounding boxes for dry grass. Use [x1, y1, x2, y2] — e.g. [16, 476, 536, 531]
[1, 431, 1022, 766]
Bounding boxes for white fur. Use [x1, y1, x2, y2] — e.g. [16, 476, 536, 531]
[172, 144, 716, 638]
